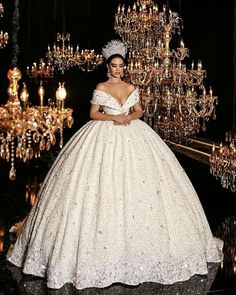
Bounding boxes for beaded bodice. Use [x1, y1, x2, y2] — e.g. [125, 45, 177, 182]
[90, 88, 139, 115]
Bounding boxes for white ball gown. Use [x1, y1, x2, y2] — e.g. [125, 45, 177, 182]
[7, 87, 223, 290]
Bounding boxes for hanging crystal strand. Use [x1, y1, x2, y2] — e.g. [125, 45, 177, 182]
[201, 118, 206, 132]
[46, 134, 51, 151]
[34, 145, 40, 159]
[5, 140, 10, 162]
[59, 128, 63, 148]
[0, 137, 6, 160]
[16, 136, 21, 158]
[22, 134, 27, 162]
[39, 136, 46, 151]
[9, 139, 16, 180]
[27, 130, 34, 159]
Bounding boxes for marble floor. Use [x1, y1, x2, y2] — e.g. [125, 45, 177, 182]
[0, 148, 235, 295]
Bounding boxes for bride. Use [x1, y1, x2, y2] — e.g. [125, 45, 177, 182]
[7, 40, 223, 290]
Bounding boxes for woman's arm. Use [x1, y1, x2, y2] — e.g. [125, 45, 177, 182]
[128, 102, 144, 120]
[90, 104, 131, 125]
[113, 102, 143, 125]
[90, 104, 114, 121]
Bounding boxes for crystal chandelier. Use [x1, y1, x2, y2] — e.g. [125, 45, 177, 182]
[46, 33, 77, 74]
[209, 132, 236, 192]
[115, 0, 160, 53]
[115, 0, 218, 143]
[0, 67, 74, 180]
[26, 58, 54, 80]
[74, 48, 103, 72]
[46, 33, 103, 74]
[0, 2, 8, 49]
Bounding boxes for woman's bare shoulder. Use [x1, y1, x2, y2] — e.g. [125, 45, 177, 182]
[95, 82, 108, 91]
[95, 83, 104, 90]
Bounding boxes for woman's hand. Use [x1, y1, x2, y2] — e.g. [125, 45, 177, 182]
[113, 114, 131, 125]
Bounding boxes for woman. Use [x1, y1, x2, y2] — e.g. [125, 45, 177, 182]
[7, 40, 223, 290]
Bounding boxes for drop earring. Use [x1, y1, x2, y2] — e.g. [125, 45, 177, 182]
[107, 65, 111, 78]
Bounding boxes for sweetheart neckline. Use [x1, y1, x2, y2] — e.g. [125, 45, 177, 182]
[94, 88, 138, 107]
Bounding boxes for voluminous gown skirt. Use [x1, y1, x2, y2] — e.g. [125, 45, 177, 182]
[7, 119, 223, 289]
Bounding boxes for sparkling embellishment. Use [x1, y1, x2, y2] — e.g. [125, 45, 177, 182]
[7, 87, 223, 290]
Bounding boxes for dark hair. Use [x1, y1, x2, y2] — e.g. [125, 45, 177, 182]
[106, 54, 125, 65]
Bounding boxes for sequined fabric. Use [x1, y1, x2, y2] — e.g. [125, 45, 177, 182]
[8, 262, 220, 294]
[7, 88, 223, 289]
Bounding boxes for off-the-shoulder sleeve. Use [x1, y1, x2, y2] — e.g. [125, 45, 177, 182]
[90, 90, 102, 105]
[128, 87, 140, 106]
[133, 87, 140, 104]
[90, 90, 99, 104]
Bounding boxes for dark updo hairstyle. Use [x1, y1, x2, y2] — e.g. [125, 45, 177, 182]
[106, 53, 125, 65]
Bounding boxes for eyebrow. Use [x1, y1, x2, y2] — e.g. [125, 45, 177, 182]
[111, 63, 124, 66]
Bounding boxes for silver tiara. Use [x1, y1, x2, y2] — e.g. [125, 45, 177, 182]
[102, 39, 127, 60]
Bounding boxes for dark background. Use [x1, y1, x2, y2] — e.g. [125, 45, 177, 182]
[0, 2, 235, 292]
[0, 0, 234, 140]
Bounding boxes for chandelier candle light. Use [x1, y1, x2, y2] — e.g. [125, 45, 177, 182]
[115, 0, 218, 143]
[56, 82, 67, 110]
[0, 68, 74, 180]
[210, 132, 236, 192]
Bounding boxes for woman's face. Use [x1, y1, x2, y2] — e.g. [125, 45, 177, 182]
[108, 57, 124, 78]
